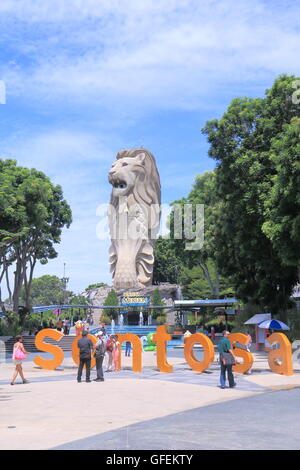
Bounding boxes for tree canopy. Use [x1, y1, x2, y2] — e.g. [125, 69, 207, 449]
[0, 159, 72, 319]
[21, 275, 66, 306]
[85, 282, 108, 291]
[103, 289, 119, 319]
[202, 74, 299, 316]
[153, 170, 235, 299]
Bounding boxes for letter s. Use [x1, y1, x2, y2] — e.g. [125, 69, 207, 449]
[34, 328, 64, 370]
[228, 333, 254, 374]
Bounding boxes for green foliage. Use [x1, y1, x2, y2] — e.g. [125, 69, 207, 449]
[103, 289, 119, 319]
[0, 159, 72, 316]
[153, 237, 181, 284]
[68, 294, 89, 316]
[0, 312, 22, 336]
[262, 117, 300, 269]
[100, 314, 111, 325]
[205, 318, 235, 330]
[69, 294, 89, 305]
[187, 314, 198, 325]
[202, 74, 299, 316]
[162, 170, 235, 300]
[155, 314, 167, 325]
[284, 308, 300, 343]
[179, 261, 234, 300]
[151, 288, 166, 318]
[21, 275, 66, 306]
[85, 283, 108, 291]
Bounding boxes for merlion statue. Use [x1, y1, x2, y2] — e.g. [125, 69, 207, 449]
[108, 148, 161, 289]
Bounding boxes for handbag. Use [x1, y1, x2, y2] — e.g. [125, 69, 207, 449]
[222, 352, 235, 365]
[14, 347, 26, 360]
[234, 341, 248, 351]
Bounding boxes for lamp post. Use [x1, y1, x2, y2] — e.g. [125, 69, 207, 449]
[61, 262, 69, 307]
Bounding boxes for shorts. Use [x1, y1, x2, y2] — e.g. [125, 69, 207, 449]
[13, 359, 23, 365]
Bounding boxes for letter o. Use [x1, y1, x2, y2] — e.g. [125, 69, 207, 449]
[184, 333, 214, 373]
[72, 334, 97, 368]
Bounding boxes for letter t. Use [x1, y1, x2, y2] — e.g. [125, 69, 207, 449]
[153, 325, 173, 373]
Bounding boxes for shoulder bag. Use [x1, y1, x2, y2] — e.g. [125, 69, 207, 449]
[222, 352, 235, 365]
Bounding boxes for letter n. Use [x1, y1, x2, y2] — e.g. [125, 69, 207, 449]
[117, 333, 142, 372]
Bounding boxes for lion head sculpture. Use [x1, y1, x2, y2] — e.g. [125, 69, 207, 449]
[108, 148, 161, 289]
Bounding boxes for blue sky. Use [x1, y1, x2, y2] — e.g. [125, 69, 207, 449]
[1, 0, 300, 294]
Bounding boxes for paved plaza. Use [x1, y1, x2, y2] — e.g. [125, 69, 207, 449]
[1, 349, 300, 450]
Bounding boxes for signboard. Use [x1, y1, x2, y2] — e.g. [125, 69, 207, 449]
[121, 291, 150, 307]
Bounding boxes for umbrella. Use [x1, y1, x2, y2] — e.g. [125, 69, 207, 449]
[258, 319, 290, 330]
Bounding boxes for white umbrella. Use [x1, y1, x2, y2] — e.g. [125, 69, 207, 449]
[258, 319, 289, 330]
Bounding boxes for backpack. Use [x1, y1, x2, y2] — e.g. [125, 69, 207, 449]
[106, 340, 113, 353]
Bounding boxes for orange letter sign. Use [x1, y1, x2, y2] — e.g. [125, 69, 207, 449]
[117, 333, 142, 372]
[34, 328, 64, 370]
[228, 333, 254, 374]
[184, 333, 214, 373]
[153, 325, 173, 373]
[72, 334, 97, 369]
[267, 333, 293, 376]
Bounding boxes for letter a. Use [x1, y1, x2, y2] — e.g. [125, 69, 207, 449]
[267, 333, 293, 376]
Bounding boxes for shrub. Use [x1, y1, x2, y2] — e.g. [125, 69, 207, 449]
[155, 315, 167, 325]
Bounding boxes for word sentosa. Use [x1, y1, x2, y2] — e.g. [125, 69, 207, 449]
[34, 326, 293, 376]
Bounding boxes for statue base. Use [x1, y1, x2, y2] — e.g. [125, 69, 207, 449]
[85, 283, 183, 325]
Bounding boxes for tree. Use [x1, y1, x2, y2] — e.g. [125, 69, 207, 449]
[0, 160, 72, 319]
[202, 74, 299, 318]
[168, 170, 234, 298]
[69, 294, 89, 306]
[150, 288, 166, 320]
[103, 289, 119, 319]
[262, 117, 300, 277]
[179, 261, 234, 300]
[85, 282, 108, 291]
[21, 275, 66, 306]
[153, 236, 181, 284]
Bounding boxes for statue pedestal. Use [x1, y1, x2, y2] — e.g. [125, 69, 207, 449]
[86, 283, 182, 326]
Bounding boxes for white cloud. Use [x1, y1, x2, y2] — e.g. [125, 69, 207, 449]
[2, 0, 300, 110]
[0, 129, 117, 293]
[1, 0, 300, 295]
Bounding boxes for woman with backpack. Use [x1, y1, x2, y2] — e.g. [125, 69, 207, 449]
[10, 335, 30, 385]
[105, 335, 114, 372]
